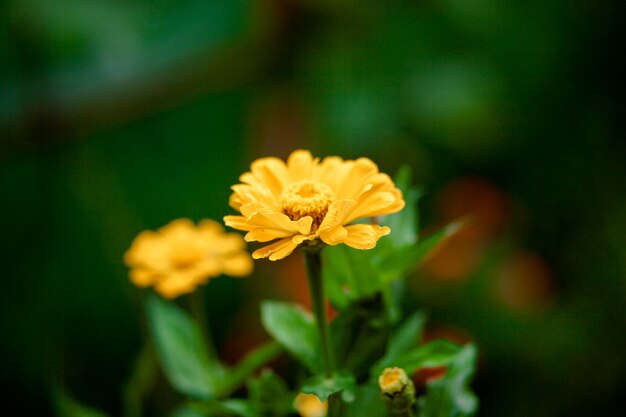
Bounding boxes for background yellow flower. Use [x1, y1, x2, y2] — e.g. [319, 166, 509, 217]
[124, 218, 252, 299]
[224, 150, 405, 260]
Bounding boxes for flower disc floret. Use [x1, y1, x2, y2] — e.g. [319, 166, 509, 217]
[124, 218, 253, 299]
[224, 150, 405, 261]
[281, 180, 336, 230]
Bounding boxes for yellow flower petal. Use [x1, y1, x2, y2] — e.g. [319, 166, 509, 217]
[222, 252, 254, 276]
[252, 238, 298, 260]
[343, 224, 390, 249]
[249, 157, 289, 197]
[224, 215, 254, 231]
[287, 150, 316, 181]
[155, 271, 198, 299]
[245, 212, 312, 242]
[319, 224, 348, 246]
[344, 191, 397, 223]
[292, 234, 317, 244]
[317, 199, 356, 232]
[336, 158, 379, 200]
[129, 269, 157, 287]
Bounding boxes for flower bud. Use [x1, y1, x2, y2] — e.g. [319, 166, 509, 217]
[293, 392, 328, 417]
[378, 367, 416, 414]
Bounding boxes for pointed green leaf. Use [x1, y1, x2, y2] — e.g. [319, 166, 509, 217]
[372, 310, 427, 374]
[301, 371, 357, 402]
[380, 220, 466, 285]
[260, 301, 320, 372]
[145, 294, 220, 399]
[419, 344, 479, 417]
[218, 342, 283, 397]
[371, 339, 462, 377]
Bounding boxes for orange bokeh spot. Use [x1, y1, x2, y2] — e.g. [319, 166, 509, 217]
[423, 177, 510, 281]
[496, 251, 554, 313]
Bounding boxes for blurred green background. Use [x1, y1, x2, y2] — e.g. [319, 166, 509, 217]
[1, 0, 625, 416]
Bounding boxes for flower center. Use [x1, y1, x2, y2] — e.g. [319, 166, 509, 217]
[280, 180, 336, 231]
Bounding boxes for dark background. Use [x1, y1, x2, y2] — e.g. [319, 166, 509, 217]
[1, 1, 625, 416]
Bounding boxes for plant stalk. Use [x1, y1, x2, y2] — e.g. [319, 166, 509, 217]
[302, 248, 339, 417]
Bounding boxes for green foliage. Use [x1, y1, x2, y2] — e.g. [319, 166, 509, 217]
[260, 301, 320, 372]
[372, 339, 463, 378]
[418, 344, 479, 417]
[343, 383, 389, 417]
[301, 371, 357, 402]
[145, 293, 223, 400]
[372, 310, 427, 373]
[247, 369, 292, 417]
[330, 294, 390, 377]
[218, 342, 283, 398]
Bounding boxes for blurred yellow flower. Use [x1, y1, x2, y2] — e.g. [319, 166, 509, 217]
[293, 393, 327, 417]
[224, 150, 405, 260]
[124, 218, 253, 299]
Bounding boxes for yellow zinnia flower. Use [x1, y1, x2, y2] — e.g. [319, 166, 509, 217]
[293, 392, 328, 417]
[224, 150, 405, 261]
[124, 218, 253, 299]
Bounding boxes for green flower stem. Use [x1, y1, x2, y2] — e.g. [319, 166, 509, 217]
[303, 248, 334, 376]
[303, 248, 339, 417]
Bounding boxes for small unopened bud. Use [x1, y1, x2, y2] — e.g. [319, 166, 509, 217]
[378, 367, 416, 414]
[293, 392, 328, 417]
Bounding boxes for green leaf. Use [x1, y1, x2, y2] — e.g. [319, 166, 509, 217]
[344, 383, 388, 417]
[52, 388, 110, 417]
[379, 220, 466, 286]
[419, 344, 479, 417]
[371, 339, 462, 377]
[372, 310, 426, 374]
[380, 165, 421, 249]
[247, 369, 292, 417]
[219, 400, 260, 417]
[145, 293, 221, 399]
[218, 342, 283, 398]
[260, 301, 320, 372]
[301, 371, 357, 402]
[323, 244, 383, 308]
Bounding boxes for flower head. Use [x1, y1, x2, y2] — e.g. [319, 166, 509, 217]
[124, 218, 253, 299]
[224, 150, 405, 260]
[293, 393, 327, 417]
